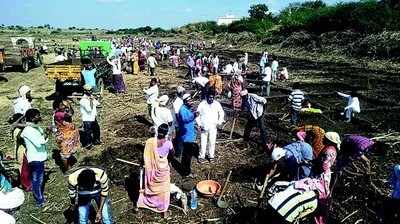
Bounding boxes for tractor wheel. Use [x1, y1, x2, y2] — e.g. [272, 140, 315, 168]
[97, 78, 105, 96]
[21, 60, 29, 72]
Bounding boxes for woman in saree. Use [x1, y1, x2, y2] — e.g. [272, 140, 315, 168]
[132, 49, 140, 75]
[137, 123, 173, 217]
[138, 50, 147, 72]
[54, 100, 80, 172]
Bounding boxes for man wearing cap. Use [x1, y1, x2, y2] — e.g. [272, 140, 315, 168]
[196, 91, 224, 163]
[13, 85, 32, 115]
[79, 85, 101, 148]
[241, 89, 268, 147]
[151, 95, 174, 136]
[144, 78, 159, 117]
[177, 94, 198, 178]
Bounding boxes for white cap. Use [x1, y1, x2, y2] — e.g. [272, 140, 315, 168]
[157, 95, 169, 106]
[271, 147, 285, 161]
[18, 85, 31, 97]
[182, 93, 191, 101]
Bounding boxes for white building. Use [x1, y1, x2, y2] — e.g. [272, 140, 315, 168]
[217, 15, 240, 26]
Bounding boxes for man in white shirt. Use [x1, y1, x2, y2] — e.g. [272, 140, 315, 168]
[212, 55, 219, 74]
[147, 53, 158, 76]
[337, 90, 360, 122]
[196, 92, 225, 163]
[13, 85, 32, 115]
[152, 95, 174, 136]
[172, 86, 185, 157]
[241, 89, 268, 148]
[262, 66, 272, 96]
[144, 78, 159, 116]
[80, 85, 101, 148]
[20, 108, 49, 207]
[54, 51, 67, 63]
[271, 59, 279, 82]
[223, 61, 234, 75]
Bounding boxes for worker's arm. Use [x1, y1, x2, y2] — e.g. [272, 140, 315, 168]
[106, 57, 113, 66]
[337, 92, 350, 98]
[96, 170, 110, 222]
[360, 154, 371, 171]
[217, 102, 225, 125]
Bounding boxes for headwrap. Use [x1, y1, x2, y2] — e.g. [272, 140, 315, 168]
[18, 85, 31, 99]
[325, 132, 341, 150]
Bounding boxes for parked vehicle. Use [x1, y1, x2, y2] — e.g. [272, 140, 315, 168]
[45, 40, 114, 96]
[0, 37, 43, 72]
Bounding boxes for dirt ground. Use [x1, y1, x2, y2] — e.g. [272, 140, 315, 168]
[1, 35, 400, 224]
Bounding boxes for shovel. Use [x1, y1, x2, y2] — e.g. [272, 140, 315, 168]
[229, 117, 237, 139]
[217, 170, 232, 208]
[257, 174, 270, 208]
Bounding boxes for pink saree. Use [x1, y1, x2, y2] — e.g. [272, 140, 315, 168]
[137, 138, 171, 213]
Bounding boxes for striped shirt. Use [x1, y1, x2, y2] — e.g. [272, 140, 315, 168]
[268, 186, 318, 223]
[67, 167, 109, 199]
[288, 89, 305, 111]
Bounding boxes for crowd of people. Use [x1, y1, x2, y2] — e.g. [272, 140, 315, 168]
[0, 37, 398, 224]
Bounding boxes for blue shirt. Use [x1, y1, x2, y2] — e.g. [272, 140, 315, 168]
[82, 68, 97, 89]
[284, 141, 313, 162]
[177, 105, 196, 143]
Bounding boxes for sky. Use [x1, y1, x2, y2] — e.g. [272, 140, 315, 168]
[0, 0, 355, 29]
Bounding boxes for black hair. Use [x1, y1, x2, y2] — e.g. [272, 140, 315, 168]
[157, 123, 169, 139]
[25, 108, 40, 122]
[8, 113, 24, 124]
[77, 169, 96, 190]
[150, 78, 158, 84]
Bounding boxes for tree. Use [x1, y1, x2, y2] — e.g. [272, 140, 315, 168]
[249, 4, 272, 20]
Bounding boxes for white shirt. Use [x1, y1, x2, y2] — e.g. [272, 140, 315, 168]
[244, 53, 248, 65]
[107, 58, 122, 75]
[233, 62, 239, 74]
[13, 97, 32, 115]
[147, 56, 158, 68]
[79, 95, 100, 122]
[144, 85, 159, 104]
[338, 92, 361, 113]
[192, 76, 209, 87]
[151, 106, 174, 129]
[196, 100, 225, 130]
[213, 57, 219, 69]
[223, 64, 233, 74]
[271, 60, 279, 71]
[172, 97, 183, 114]
[54, 55, 67, 63]
[262, 67, 272, 82]
[21, 124, 48, 162]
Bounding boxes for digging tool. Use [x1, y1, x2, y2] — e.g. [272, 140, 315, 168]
[229, 117, 237, 139]
[116, 158, 141, 166]
[217, 170, 232, 208]
[139, 167, 144, 193]
[257, 174, 270, 208]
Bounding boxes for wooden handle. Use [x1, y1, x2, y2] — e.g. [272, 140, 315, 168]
[139, 168, 144, 191]
[116, 158, 141, 166]
[229, 118, 237, 139]
[219, 170, 232, 199]
[258, 175, 270, 207]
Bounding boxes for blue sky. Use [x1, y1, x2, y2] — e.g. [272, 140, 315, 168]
[1, 0, 355, 29]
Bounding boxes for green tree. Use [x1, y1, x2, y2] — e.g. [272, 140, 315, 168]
[249, 4, 272, 20]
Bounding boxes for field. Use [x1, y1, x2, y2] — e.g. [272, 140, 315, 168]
[1, 32, 400, 224]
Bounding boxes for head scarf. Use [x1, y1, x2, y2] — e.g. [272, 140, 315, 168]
[271, 147, 285, 161]
[18, 85, 31, 99]
[325, 132, 341, 150]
